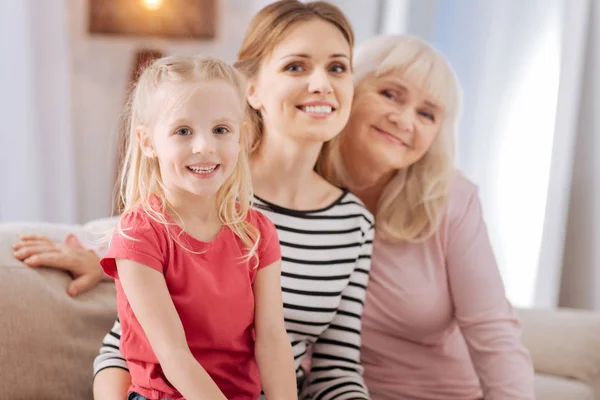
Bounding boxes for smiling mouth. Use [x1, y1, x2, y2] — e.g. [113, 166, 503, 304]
[374, 127, 410, 148]
[187, 165, 219, 175]
[297, 105, 336, 115]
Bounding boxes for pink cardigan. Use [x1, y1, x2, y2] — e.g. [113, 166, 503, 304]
[361, 172, 535, 400]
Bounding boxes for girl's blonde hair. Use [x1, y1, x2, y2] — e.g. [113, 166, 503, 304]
[234, 0, 354, 156]
[318, 35, 462, 243]
[117, 55, 259, 262]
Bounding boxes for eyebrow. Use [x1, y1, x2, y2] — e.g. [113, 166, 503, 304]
[169, 117, 240, 127]
[280, 53, 350, 60]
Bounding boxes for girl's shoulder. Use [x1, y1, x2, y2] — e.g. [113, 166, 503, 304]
[246, 207, 277, 235]
[119, 203, 167, 232]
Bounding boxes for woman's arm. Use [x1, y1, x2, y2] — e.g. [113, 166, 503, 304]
[446, 182, 535, 399]
[12, 233, 106, 296]
[116, 258, 227, 400]
[253, 260, 297, 400]
[93, 367, 131, 400]
[303, 225, 374, 400]
[92, 318, 130, 400]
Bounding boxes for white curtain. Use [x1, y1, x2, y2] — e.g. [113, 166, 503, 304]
[559, 0, 600, 311]
[0, 0, 78, 223]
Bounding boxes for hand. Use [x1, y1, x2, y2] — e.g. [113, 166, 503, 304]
[12, 233, 104, 296]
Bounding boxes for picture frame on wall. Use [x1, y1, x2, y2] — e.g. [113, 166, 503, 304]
[88, 0, 216, 39]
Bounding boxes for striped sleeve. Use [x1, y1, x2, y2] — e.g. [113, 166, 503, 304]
[93, 317, 129, 376]
[303, 224, 374, 400]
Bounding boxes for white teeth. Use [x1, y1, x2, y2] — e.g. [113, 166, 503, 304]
[302, 105, 332, 114]
[188, 165, 217, 174]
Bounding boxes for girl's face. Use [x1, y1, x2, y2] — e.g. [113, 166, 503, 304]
[340, 71, 444, 178]
[248, 18, 354, 145]
[139, 80, 244, 203]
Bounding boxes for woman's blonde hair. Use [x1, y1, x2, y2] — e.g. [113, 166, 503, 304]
[234, 0, 354, 156]
[318, 35, 462, 243]
[117, 55, 259, 262]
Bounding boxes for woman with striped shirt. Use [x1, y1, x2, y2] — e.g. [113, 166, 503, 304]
[14, 2, 374, 399]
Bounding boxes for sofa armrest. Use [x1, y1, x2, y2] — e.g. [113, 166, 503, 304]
[517, 307, 600, 386]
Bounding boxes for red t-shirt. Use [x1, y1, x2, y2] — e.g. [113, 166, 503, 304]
[101, 205, 281, 400]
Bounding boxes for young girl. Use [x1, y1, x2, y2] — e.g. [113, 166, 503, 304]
[100, 55, 297, 400]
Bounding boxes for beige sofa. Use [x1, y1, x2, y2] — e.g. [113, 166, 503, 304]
[1, 220, 600, 400]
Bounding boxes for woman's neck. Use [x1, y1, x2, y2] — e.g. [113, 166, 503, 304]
[251, 132, 339, 210]
[341, 154, 396, 214]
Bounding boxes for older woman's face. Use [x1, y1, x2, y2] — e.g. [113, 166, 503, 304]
[340, 71, 443, 176]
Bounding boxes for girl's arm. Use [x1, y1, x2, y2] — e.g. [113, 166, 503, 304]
[253, 261, 298, 400]
[116, 258, 227, 400]
[253, 260, 297, 400]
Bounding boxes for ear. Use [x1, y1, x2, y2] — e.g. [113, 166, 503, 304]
[136, 126, 155, 158]
[246, 81, 262, 111]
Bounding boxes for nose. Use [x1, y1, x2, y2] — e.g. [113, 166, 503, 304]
[308, 68, 333, 94]
[192, 133, 216, 154]
[388, 107, 415, 132]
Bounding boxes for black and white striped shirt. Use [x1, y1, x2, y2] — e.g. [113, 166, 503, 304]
[94, 191, 374, 400]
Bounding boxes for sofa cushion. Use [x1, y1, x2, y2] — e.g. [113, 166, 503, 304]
[518, 307, 600, 393]
[535, 373, 595, 400]
[0, 222, 117, 400]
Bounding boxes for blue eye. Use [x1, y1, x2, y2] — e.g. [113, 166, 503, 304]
[419, 110, 435, 121]
[330, 64, 347, 74]
[213, 126, 230, 135]
[176, 127, 192, 136]
[381, 89, 398, 101]
[285, 63, 305, 73]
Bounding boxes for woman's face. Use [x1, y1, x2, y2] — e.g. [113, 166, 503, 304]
[340, 70, 444, 177]
[248, 18, 353, 145]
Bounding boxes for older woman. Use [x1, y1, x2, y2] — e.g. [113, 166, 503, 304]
[318, 34, 535, 400]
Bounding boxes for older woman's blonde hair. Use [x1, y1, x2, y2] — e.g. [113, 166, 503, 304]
[117, 55, 259, 261]
[318, 35, 462, 243]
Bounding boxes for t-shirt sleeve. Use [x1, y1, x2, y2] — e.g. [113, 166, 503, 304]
[254, 211, 281, 270]
[100, 210, 166, 278]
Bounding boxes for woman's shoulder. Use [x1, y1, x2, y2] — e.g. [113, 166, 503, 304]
[252, 190, 373, 224]
[446, 170, 480, 210]
[336, 190, 375, 227]
[442, 170, 484, 229]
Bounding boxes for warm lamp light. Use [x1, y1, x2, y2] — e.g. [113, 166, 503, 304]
[141, 0, 164, 11]
[89, 0, 216, 39]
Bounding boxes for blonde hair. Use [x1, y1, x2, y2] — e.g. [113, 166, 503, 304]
[234, 0, 354, 156]
[117, 55, 259, 262]
[318, 35, 462, 243]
